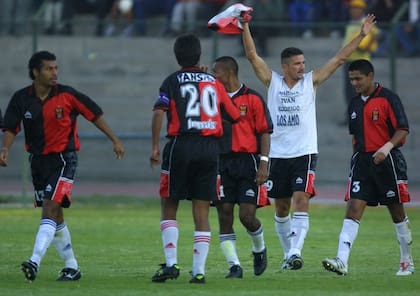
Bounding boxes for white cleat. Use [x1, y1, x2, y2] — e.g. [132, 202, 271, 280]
[396, 262, 414, 276]
[322, 257, 348, 276]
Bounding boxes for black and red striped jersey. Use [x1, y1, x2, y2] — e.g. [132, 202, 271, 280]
[348, 83, 409, 152]
[220, 85, 273, 154]
[153, 67, 240, 137]
[3, 84, 103, 155]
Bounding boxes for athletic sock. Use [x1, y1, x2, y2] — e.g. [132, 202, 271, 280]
[53, 222, 78, 270]
[247, 224, 265, 253]
[30, 218, 57, 266]
[337, 218, 359, 266]
[219, 233, 240, 267]
[160, 220, 178, 267]
[288, 212, 309, 257]
[394, 216, 413, 263]
[274, 214, 291, 259]
[192, 231, 211, 276]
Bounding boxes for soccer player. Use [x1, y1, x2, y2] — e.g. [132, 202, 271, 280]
[0, 50, 125, 282]
[239, 12, 376, 270]
[0, 108, 3, 128]
[212, 56, 273, 278]
[322, 59, 414, 276]
[150, 33, 240, 284]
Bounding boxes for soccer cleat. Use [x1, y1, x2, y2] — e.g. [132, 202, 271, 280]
[396, 262, 414, 276]
[225, 265, 243, 278]
[189, 273, 205, 284]
[151, 264, 180, 282]
[56, 267, 82, 281]
[283, 254, 304, 270]
[322, 257, 348, 275]
[21, 260, 38, 282]
[252, 248, 267, 275]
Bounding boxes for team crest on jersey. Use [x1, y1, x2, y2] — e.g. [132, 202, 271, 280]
[239, 105, 247, 116]
[371, 108, 379, 121]
[55, 107, 63, 119]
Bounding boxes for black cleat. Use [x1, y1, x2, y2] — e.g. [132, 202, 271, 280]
[189, 273, 205, 284]
[21, 260, 38, 282]
[225, 265, 243, 278]
[253, 248, 267, 276]
[56, 267, 82, 281]
[151, 264, 180, 282]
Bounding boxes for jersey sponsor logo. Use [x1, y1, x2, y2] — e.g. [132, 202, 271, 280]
[295, 177, 303, 184]
[177, 72, 215, 84]
[187, 118, 217, 130]
[351, 111, 357, 120]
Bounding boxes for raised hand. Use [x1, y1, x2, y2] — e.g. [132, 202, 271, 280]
[361, 14, 376, 37]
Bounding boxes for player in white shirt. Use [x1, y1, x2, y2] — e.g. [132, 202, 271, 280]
[239, 12, 376, 270]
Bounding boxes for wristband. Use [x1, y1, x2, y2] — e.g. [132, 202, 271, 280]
[260, 156, 269, 162]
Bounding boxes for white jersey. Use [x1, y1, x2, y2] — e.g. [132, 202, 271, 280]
[267, 71, 318, 158]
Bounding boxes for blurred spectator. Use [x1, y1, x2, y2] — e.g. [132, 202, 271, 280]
[94, 0, 115, 36]
[341, 0, 379, 115]
[0, 0, 39, 36]
[371, 0, 405, 57]
[314, 0, 350, 37]
[288, 0, 316, 38]
[169, 0, 201, 35]
[396, 0, 420, 56]
[99, 0, 136, 37]
[131, 0, 177, 36]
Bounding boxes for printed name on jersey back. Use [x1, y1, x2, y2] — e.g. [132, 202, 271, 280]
[177, 72, 215, 83]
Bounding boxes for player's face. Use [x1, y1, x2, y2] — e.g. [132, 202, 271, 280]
[349, 70, 374, 96]
[283, 55, 305, 81]
[34, 60, 58, 87]
[212, 62, 229, 86]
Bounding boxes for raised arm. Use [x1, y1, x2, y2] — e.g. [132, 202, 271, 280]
[312, 14, 376, 87]
[241, 21, 272, 88]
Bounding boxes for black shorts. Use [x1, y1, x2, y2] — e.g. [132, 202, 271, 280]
[267, 154, 317, 199]
[30, 151, 78, 208]
[218, 153, 259, 205]
[345, 149, 410, 206]
[159, 135, 220, 201]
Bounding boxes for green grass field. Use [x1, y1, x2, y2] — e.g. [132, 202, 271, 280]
[0, 195, 418, 296]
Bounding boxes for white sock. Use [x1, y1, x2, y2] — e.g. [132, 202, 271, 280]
[192, 231, 211, 276]
[394, 216, 413, 263]
[53, 222, 78, 269]
[337, 218, 359, 266]
[160, 220, 178, 266]
[274, 214, 291, 259]
[248, 225, 265, 253]
[30, 219, 57, 266]
[219, 233, 240, 267]
[288, 212, 309, 257]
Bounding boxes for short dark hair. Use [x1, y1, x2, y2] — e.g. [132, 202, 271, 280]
[28, 51, 56, 80]
[214, 56, 238, 77]
[348, 59, 374, 76]
[174, 33, 201, 68]
[281, 47, 303, 64]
